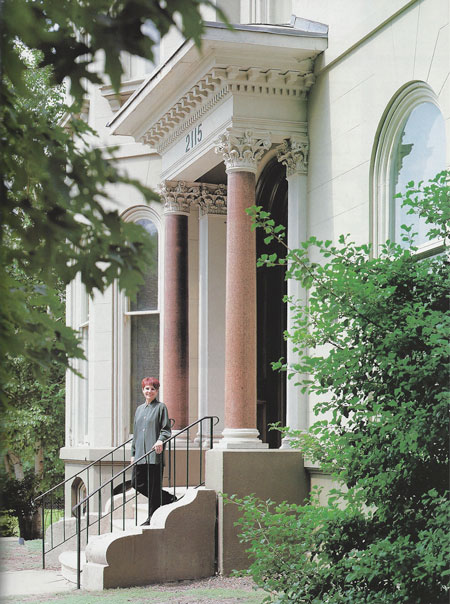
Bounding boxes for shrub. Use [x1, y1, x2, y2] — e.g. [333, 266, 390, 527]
[229, 172, 450, 603]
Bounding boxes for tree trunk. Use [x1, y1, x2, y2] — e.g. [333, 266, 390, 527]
[31, 442, 44, 539]
[6, 451, 24, 480]
[34, 441, 44, 479]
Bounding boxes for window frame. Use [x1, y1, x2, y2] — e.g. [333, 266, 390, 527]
[371, 81, 447, 257]
[66, 274, 90, 447]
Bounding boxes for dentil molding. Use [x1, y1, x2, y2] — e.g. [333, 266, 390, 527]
[140, 63, 315, 151]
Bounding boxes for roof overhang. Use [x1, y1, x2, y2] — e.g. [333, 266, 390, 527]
[109, 18, 328, 146]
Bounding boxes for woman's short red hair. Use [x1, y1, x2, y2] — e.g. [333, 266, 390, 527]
[141, 377, 160, 390]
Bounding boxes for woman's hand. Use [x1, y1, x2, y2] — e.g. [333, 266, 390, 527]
[154, 440, 163, 454]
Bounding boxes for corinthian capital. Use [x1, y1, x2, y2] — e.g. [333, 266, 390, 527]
[197, 183, 227, 217]
[277, 137, 309, 176]
[160, 181, 200, 215]
[214, 129, 271, 174]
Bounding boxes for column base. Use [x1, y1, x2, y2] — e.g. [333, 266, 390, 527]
[280, 435, 297, 449]
[194, 432, 222, 447]
[213, 428, 268, 449]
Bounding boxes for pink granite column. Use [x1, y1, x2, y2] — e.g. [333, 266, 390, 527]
[214, 129, 271, 448]
[161, 182, 191, 430]
[224, 170, 257, 429]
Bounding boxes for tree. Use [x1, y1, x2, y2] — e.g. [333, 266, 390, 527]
[226, 172, 450, 603]
[0, 0, 228, 535]
[0, 0, 228, 410]
[0, 357, 65, 539]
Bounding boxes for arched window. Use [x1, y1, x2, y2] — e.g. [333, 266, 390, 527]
[114, 206, 162, 441]
[372, 82, 447, 255]
[127, 217, 160, 420]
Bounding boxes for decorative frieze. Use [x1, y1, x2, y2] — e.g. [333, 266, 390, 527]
[276, 137, 309, 176]
[214, 129, 271, 173]
[160, 181, 227, 216]
[140, 65, 315, 151]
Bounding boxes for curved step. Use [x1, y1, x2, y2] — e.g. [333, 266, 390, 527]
[82, 487, 216, 590]
[59, 550, 86, 583]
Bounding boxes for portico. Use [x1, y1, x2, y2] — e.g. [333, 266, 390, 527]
[110, 19, 327, 448]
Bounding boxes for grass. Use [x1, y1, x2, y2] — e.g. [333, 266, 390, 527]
[43, 509, 64, 533]
[0, 510, 64, 538]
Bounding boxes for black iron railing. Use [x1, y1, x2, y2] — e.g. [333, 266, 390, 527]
[34, 436, 134, 569]
[34, 417, 177, 569]
[70, 416, 219, 588]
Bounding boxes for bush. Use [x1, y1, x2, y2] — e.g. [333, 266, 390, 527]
[230, 172, 450, 603]
[0, 512, 19, 537]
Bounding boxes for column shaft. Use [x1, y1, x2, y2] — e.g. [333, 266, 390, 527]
[224, 170, 257, 429]
[163, 214, 189, 429]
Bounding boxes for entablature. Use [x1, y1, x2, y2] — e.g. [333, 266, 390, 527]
[109, 18, 327, 181]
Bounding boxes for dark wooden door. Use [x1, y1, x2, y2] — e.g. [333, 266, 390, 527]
[256, 158, 288, 448]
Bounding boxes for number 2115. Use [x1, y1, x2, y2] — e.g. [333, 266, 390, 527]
[185, 124, 203, 152]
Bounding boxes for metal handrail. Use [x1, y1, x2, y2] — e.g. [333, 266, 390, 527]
[34, 437, 133, 505]
[35, 436, 135, 570]
[72, 415, 219, 589]
[35, 418, 178, 570]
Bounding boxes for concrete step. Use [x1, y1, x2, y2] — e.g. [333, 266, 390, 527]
[104, 486, 189, 521]
[59, 488, 194, 584]
[82, 487, 217, 590]
[59, 550, 86, 584]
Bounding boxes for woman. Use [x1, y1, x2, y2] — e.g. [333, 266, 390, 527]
[131, 377, 171, 525]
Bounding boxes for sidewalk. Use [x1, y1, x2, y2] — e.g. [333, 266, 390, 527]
[0, 537, 75, 599]
[0, 568, 76, 598]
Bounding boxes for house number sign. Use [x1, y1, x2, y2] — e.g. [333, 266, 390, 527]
[185, 123, 203, 153]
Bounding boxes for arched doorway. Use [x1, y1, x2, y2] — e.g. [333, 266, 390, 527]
[256, 158, 288, 448]
[71, 477, 87, 515]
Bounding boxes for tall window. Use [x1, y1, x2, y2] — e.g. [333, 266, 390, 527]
[372, 82, 447, 255]
[125, 217, 160, 423]
[391, 102, 446, 248]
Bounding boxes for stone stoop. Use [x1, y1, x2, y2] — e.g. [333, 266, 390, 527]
[53, 487, 192, 577]
[81, 487, 217, 590]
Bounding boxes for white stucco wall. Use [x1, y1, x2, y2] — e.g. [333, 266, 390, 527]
[303, 0, 449, 426]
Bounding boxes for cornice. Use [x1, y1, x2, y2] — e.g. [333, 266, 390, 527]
[160, 181, 227, 216]
[100, 78, 145, 113]
[140, 63, 315, 152]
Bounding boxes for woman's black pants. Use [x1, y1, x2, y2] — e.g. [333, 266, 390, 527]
[133, 463, 162, 519]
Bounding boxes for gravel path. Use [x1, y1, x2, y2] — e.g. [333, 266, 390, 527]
[0, 538, 266, 604]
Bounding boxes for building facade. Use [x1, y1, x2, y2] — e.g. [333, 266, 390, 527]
[62, 0, 449, 510]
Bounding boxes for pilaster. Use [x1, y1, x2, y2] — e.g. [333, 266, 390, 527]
[277, 137, 310, 446]
[197, 184, 227, 442]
